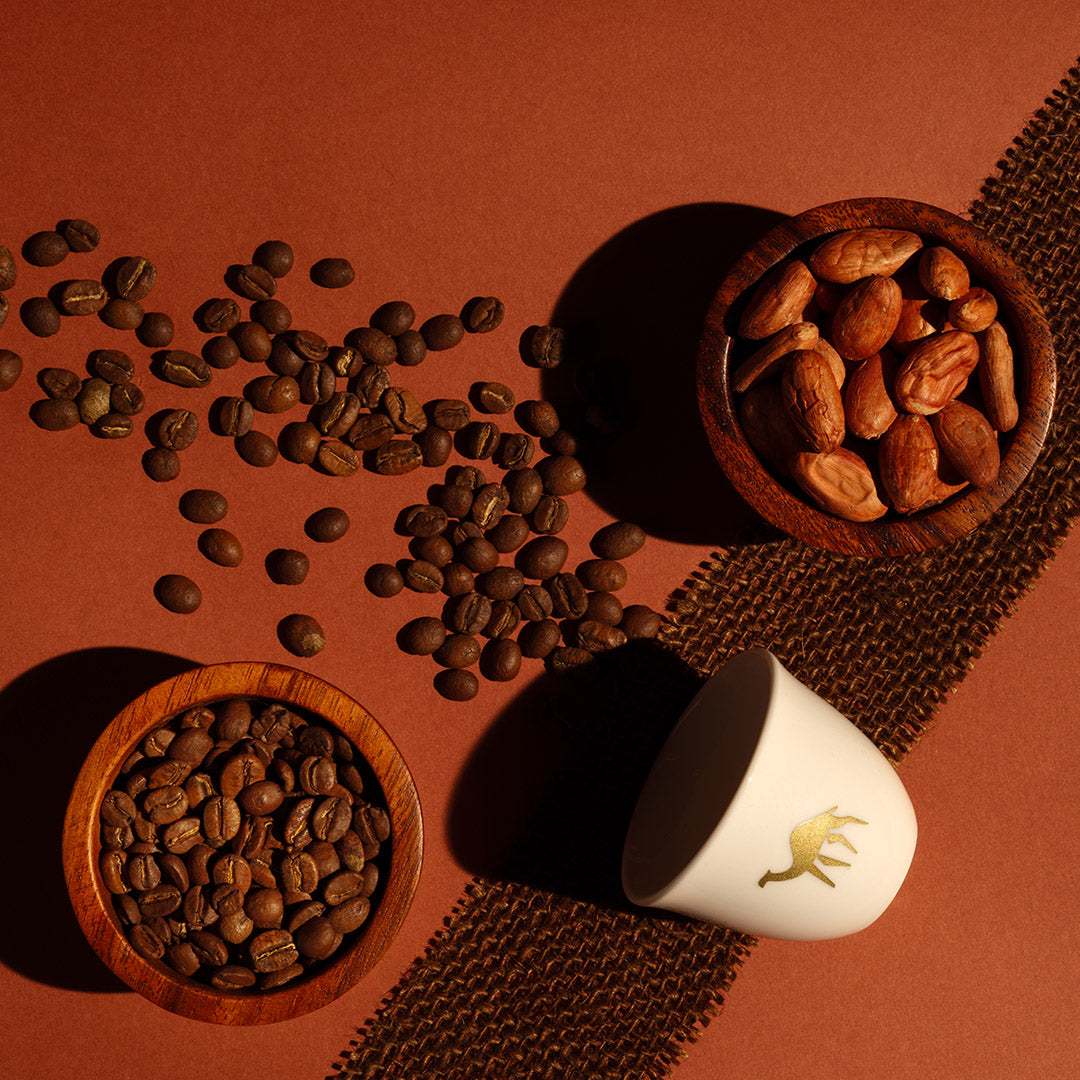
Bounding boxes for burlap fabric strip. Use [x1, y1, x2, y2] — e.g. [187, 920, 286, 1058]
[333, 61, 1080, 1080]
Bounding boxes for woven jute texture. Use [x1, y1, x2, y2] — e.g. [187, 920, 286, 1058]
[333, 62, 1080, 1080]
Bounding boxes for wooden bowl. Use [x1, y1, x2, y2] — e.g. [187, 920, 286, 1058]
[697, 197, 1056, 556]
[62, 661, 423, 1025]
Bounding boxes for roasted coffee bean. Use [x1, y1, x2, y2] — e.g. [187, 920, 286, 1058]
[179, 489, 228, 524]
[266, 548, 310, 585]
[143, 447, 181, 482]
[447, 464, 487, 490]
[516, 399, 561, 438]
[427, 398, 471, 431]
[266, 335, 304, 377]
[246, 374, 299, 413]
[591, 521, 646, 559]
[530, 494, 569, 534]
[99, 297, 144, 330]
[460, 296, 505, 333]
[289, 328, 329, 362]
[154, 574, 201, 614]
[231, 320, 273, 362]
[311, 797, 352, 843]
[621, 604, 662, 639]
[486, 514, 530, 553]
[517, 536, 569, 579]
[328, 894, 370, 934]
[393, 329, 425, 367]
[519, 618, 561, 658]
[576, 558, 627, 592]
[233, 263, 277, 301]
[203, 796, 242, 845]
[373, 438, 423, 475]
[237, 781, 285, 817]
[440, 562, 475, 597]
[39, 367, 81, 399]
[110, 382, 145, 416]
[24, 229, 69, 266]
[548, 645, 595, 672]
[456, 537, 500, 573]
[139, 883, 182, 918]
[236, 429, 278, 467]
[504, 468, 544, 515]
[521, 324, 566, 368]
[278, 614, 326, 657]
[214, 396, 255, 437]
[159, 350, 211, 388]
[298, 362, 336, 404]
[162, 817, 204, 854]
[402, 559, 443, 593]
[277, 420, 321, 464]
[480, 638, 522, 682]
[545, 428, 579, 456]
[92, 413, 132, 443]
[548, 573, 588, 618]
[365, 563, 404, 597]
[471, 483, 510, 529]
[398, 504, 447, 539]
[477, 566, 524, 601]
[198, 297, 242, 333]
[327, 345, 362, 379]
[0, 245, 15, 290]
[458, 421, 500, 460]
[346, 326, 397, 366]
[576, 619, 628, 652]
[204, 335, 241, 369]
[186, 845, 215, 888]
[433, 668, 479, 701]
[168, 728, 214, 766]
[158, 852, 191, 893]
[101, 790, 138, 828]
[199, 528, 243, 568]
[416, 425, 453, 466]
[313, 391, 361, 437]
[397, 616, 447, 656]
[585, 591, 624, 626]
[144, 785, 190, 825]
[0, 293, 6, 329]
[316, 439, 359, 476]
[188, 928, 230, 967]
[294, 915, 342, 960]
[369, 300, 415, 336]
[253, 239, 294, 278]
[75, 378, 112, 425]
[142, 727, 175, 757]
[346, 412, 395, 451]
[449, 520, 484, 547]
[130, 922, 166, 960]
[245, 888, 285, 929]
[446, 593, 493, 635]
[434, 633, 481, 669]
[137, 311, 175, 347]
[251, 298, 292, 334]
[218, 753, 264, 798]
[311, 257, 354, 289]
[483, 600, 520, 640]
[115, 256, 157, 301]
[537, 454, 587, 495]
[420, 313, 465, 351]
[156, 409, 199, 450]
[323, 870, 366, 906]
[472, 381, 515, 415]
[165, 941, 200, 977]
[210, 964, 256, 989]
[435, 482, 474, 519]
[59, 279, 108, 315]
[22, 296, 61, 337]
[58, 218, 100, 253]
[351, 364, 392, 407]
[305, 506, 350, 543]
[382, 387, 427, 434]
[516, 584, 554, 621]
[493, 432, 534, 470]
[101, 850, 129, 894]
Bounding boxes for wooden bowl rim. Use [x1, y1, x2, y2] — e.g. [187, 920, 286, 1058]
[62, 661, 424, 1025]
[697, 196, 1056, 557]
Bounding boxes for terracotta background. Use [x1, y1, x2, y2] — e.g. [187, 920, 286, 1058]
[2, 2, 1079, 1077]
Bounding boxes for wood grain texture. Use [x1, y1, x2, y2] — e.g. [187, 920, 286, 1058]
[697, 197, 1056, 557]
[61, 662, 423, 1025]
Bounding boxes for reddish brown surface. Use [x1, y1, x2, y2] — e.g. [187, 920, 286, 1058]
[2, 3, 1080, 1078]
[698, 198, 1056, 556]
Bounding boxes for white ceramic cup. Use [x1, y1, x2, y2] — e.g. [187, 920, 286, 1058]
[621, 648, 917, 940]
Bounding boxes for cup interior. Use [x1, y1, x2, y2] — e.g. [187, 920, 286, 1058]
[622, 650, 773, 903]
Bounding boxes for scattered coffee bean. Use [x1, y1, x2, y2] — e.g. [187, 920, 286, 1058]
[516, 584, 554, 621]
[585, 591, 623, 625]
[529, 494, 569, 534]
[398, 616, 447, 656]
[24, 229, 69, 266]
[576, 558, 627, 592]
[433, 633, 481, 669]
[480, 638, 522, 682]
[575, 619, 628, 652]
[548, 573, 588, 618]
[116, 257, 157, 301]
[39, 367, 81, 399]
[292, 329, 330, 362]
[179, 489, 228, 524]
[457, 537, 500, 573]
[493, 432, 534, 470]
[155, 574, 202, 614]
[0, 245, 15, 290]
[521, 324, 566, 368]
[156, 409, 199, 451]
[158, 350, 211, 388]
[30, 397, 80, 430]
[346, 413, 395, 452]
[483, 600, 520, 639]
[537, 454, 587, 495]
[470, 483, 510, 529]
[411, 534, 453, 567]
[0, 350, 22, 391]
[519, 618, 561, 659]
[369, 300, 415, 336]
[440, 562, 475, 597]
[394, 330, 426, 367]
[198, 298, 242, 334]
[232, 320, 274, 363]
[621, 604, 662, 639]
[59, 218, 100, 253]
[398, 504, 447, 539]
[233, 263, 277, 301]
[365, 563, 404, 597]
[143, 447, 181, 481]
[311, 258, 354, 289]
[204, 335, 241, 369]
[516, 400, 561, 438]
[433, 668, 479, 701]
[548, 645, 594, 672]
[382, 387, 427, 434]
[236, 429, 278, 467]
[110, 382, 145, 416]
[253, 240, 294, 278]
[99, 297, 144, 330]
[446, 593, 492, 635]
[458, 421, 500, 459]
[58, 279, 108, 315]
[88, 349, 135, 384]
[91, 412, 131, 439]
[591, 521, 646, 559]
[349, 327, 397, 366]
[517, 536, 569, 580]
[476, 565, 524, 601]
[298, 362, 336, 405]
[214, 396, 255, 437]
[504, 468, 543, 514]
[277, 420, 320, 464]
[373, 439, 423, 475]
[420, 313, 465, 351]
[246, 373, 300, 413]
[199, 528, 243, 567]
[316, 439, 359, 477]
[416, 425, 453, 466]
[403, 559, 443, 593]
[252, 298, 292, 334]
[75, 378, 112, 425]
[22, 296, 61, 337]
[137, 312, 175, 347]
[472, 381, 515, 414]
[278, 614, 326, 657]
[266, 548, 310, 585]
[486, 514, 530, 553]
[306, 507, 350, 543]
[460, 296, 504, 334]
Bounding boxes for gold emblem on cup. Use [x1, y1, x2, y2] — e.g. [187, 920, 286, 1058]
[758, 807, 867, 888]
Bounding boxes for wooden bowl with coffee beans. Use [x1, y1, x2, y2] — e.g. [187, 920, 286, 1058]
[62, 661, 423, 1024]
[697, 197, 1055, 556]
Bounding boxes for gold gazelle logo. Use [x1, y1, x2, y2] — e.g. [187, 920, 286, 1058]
[758, 807, 867, 888]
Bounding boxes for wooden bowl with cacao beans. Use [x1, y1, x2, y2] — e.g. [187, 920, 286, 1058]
[62, 661, 423, 1024]
[697, 197, 1055, 556]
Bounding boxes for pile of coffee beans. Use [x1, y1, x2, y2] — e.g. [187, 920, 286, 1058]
[98, 697, 390, 991]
